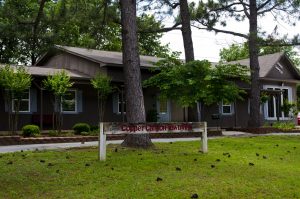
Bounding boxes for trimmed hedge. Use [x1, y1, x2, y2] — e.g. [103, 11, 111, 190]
[73, 123, 90, 135]
[22, 125, 40, 137]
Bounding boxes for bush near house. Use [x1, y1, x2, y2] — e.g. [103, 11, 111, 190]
[22, 125, 40, 137]
[73, 123, 90, 135]
[273, 121, 295, 130]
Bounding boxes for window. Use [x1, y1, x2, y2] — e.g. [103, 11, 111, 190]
[118, 93, 126, 114]
[222, 102, 233, 115]
[12, 90, 30, 112]
[61, 90, 77, 112]
[264, 86, 292, 120]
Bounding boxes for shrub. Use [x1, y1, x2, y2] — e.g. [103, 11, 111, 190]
[90, 125, 99, 132]
[22, 125, 40, 137]
[73, 123, 90, 135]
[48, 130, 59, 137]
[273, 122, 295, 130]
[80, 131, 89, 136]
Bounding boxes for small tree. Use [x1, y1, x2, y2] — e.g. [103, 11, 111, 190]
[0, 65, 32, 134]
[144, 59, 249, 120]
[43, 70, 73, 133]
[91, 74, 113, 122]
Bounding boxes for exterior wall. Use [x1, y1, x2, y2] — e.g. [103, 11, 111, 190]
[106, 66, 155, 82]
[41, 53, 106, 77]
[0, 81, 178, 131]
[201, 79, 298, 128]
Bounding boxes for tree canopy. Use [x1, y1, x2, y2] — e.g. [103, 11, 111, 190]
[144, 59, 249, 107]
[0, 0, 173, 65]
[220, 42, 300, 66]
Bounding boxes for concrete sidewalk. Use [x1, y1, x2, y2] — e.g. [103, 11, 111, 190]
[1, 131, 300, 153]
[0, 137, 202, 153]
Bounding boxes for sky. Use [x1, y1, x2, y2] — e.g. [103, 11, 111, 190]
[160, 5, 300, 62]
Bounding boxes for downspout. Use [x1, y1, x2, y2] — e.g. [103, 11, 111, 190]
[276, 94, 280, 122]
[33, 81, 43, 130]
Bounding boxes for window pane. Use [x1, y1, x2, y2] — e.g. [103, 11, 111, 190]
[275, 94, 281, 118]
[222, 105, 231, 114]
[13, 99, 29, 112]
[64, 91, 75, 100]
[118, 102, 126, 113]
[118, 93, 126, 113]
[283, 89, 288, 100]
[19, 100, 29, 112]
[62, 91, 76, 112]
[267, 96, 274, 117]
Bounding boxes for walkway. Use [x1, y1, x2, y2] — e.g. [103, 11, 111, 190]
[1, 131, 300, 153]
[0, 138, 201, 153]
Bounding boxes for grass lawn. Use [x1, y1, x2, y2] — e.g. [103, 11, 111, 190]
[0, 136, 300, 199]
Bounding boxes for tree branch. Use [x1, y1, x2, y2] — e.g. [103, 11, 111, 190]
[162, 0, 179, 9]
[238, 0, 250, 18]
[209, 2, 244, 12]
[257, 0, 272, 10]
[192, 24, 249, 39]
[138, 22, 181, 34]
[257, 2, 281, 15]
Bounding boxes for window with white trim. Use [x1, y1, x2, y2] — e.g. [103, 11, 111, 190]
[222, 102, 234, 115]
[61, 90, 77, 112]
[12, 89, 30, 112]
[118, 93, 126, 114]
[264, 86, 292, 120]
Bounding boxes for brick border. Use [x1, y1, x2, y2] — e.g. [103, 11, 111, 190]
[0, 130, 222, 146]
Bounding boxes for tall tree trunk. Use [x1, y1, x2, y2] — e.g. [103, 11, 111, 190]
[120, 0, 153, 148]
[31, 0, 46, 65]
[179, 0, 195, 122]
[179, 0, 194, 62]
[248, 0, 261, 127]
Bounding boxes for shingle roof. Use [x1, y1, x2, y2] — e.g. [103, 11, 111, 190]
[54, 45, 162, 67]
[228, 52, 284, 77]
[0, 65, 91, 79]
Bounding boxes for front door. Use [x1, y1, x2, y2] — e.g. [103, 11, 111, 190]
[157, 98, 171, 122]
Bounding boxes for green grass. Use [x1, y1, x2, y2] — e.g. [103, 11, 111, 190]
[1, 136, 300, 198]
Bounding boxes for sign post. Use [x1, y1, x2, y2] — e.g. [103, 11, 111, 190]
[99, 122, 106, 161]
[201, 122, 208, 153]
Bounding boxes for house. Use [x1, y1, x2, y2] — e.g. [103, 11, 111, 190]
[192, 52, 300, 128]
[0, 46, 299, 131]
[0, 45, 185, 131]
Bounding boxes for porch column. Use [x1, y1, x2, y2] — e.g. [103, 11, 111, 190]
[121, 85, 125, 122]
[40, 88, 43, 130]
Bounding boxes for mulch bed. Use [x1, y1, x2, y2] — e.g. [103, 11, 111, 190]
[0, 130, 222, 146]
